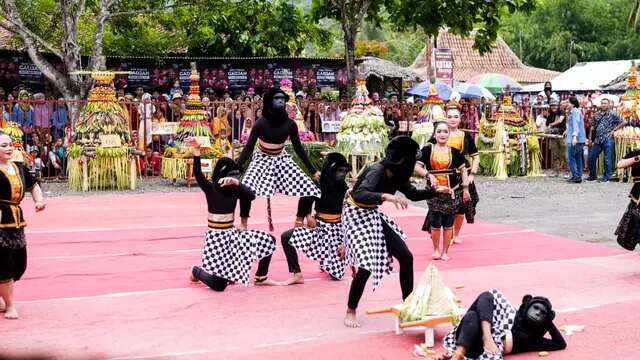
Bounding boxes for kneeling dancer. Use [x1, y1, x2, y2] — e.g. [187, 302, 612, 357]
[280, 153, 352, 285]
[436, 289, 566, 360]
[343, 136, 449, 327]
[0, 133, 46, 319]
[615, 149, 640, 251]
[187, 137, 277, 291]
[236, 88, 321, 230]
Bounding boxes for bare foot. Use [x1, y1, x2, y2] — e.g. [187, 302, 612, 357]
[255, 277, 282, 286]
[441, 253, 450, 261]
[344, 309, 360, 328]
[432, 250, 441, 259]
[4, 306, 18, 319]
[190, 266, 199, 283]
[435, 352, 452, 360]
[281, 273, 304, 286]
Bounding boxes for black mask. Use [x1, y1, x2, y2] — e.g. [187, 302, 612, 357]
[526, 302, 550, 324]
[262, 88, 290, 124]
[273, 94, 286, 111]
[320, 152, 351, 193]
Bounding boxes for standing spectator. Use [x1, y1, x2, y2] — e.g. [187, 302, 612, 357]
[546, 98, 566, 176]
[50, 98, 68, 141]
[169, 80, 182, 98]
[211, 106, 230, 140]
[566, 96, 586, 183]
[137, 93, 155, 147]
[586, 99, 622, 183]
[320, 101, 342, 143]
[170, 93, 183, 122]
[32, 93, 52, 146]
[535, 105, 549, 132]
[134, 87, 145, 101]
[12, 91, 33, 143]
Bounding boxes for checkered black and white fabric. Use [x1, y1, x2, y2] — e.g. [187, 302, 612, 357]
[289, 220, 346, 280]
[342, 203, 406, 290]
[442, 289, 517, 360]
[242, 151, 321, 198]
[201, 227, 276, 285]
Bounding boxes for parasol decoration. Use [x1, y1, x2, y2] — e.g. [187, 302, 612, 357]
[467, 73, 523, 95]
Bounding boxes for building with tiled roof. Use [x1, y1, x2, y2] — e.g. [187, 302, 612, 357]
[411, 30, 558, 85]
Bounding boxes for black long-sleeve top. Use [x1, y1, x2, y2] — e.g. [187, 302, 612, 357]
[235, 117, 316, 173]
[193, 156, 254, 218]
[296, 188, 347, 217]
[511, 322, 567, 354]
[351, 163, 436, 205]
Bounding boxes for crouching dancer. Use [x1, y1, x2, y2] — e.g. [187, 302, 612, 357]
[343, 136, 450, 327]
[278, 153, 352, 285]
[186, 137, 278, 291]
[436, 289, 566, 360]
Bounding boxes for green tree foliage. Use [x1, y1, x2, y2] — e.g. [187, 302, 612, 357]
[6, 0, 332, 58]
[501, 0, 640, 72]
[162, 0, 332, 57]
[386, 0, 536, 54]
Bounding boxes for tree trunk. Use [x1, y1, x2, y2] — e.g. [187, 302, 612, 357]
[343, 25, 357, 98]
[425, 35, 434, 81]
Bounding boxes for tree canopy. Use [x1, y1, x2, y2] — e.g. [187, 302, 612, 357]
[6, 0, 333, 58]
[500, 0, 640, 72]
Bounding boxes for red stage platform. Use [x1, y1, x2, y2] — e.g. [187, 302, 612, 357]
[2, 193, 638, 359]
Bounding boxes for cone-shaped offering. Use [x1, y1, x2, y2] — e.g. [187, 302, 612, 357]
[399, 263, 459, 322]
[335, 80, 388, 156]
[412, 83, 443, 147]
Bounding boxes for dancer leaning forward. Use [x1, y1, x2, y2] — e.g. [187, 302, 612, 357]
[235, 88, 321, 231]
[343, 136, 451, 327]
[186, 137, 278, 291]
[0, 132, 46, 319]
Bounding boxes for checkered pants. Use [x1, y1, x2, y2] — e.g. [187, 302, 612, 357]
[242, 151, 321, 198]
[342, 203, 406, 290]
[289, 220, 346, 280]
[201, 228, 276, 285]
[442, 289, 517, 360]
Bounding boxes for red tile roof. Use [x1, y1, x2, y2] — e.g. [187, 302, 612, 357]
[411, 30, 558, 84]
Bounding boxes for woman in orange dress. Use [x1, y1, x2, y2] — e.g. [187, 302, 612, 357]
[415, 121, 470, 260]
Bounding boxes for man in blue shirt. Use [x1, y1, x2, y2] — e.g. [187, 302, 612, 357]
[586, 98, 622, 183]
[566, 96, 587, 183]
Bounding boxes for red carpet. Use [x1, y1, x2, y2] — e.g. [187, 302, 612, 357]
[2, 193, 638, 360]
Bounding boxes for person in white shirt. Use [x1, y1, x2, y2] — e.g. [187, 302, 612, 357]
[535, 106, 549, 132]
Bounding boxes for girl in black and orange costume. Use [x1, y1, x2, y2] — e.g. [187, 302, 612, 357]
[0, 133, 46, 319]
[416, 121, 470, 260]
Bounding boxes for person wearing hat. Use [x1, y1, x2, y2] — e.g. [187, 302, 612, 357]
[185, 137, 277, 291]
[342, 136, 450, 328]
[236, 87, 321, 231]
[435, 290, 566, 360]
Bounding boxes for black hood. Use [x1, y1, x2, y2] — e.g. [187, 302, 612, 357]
[320, 152, 351, 192]
[212, 157, 240, 193]
[514, 294, 555, 339]
[262, 88, 290, 123]
[381, 136, 420, 183]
